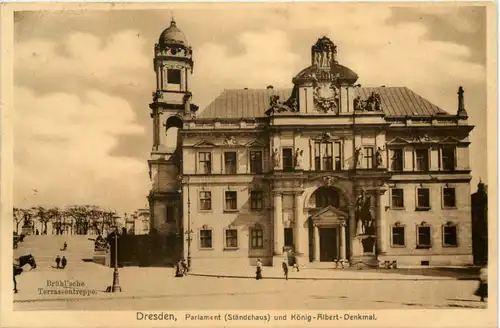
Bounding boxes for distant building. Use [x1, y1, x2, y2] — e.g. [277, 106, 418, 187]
[128, 208, 150, 235]
[147, 20, 475, 269]
[472, 182, 488, 265]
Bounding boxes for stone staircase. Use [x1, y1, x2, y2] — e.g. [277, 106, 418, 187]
[14, 235, 95, 271]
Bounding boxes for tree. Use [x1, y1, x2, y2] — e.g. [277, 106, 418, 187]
[13, 208, 24, 234]
[31, 206, 50, 235]
[46, 207, 60, 235]
[65, 205, 90, 235]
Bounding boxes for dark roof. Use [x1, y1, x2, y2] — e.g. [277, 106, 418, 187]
[159, 20, 188, 46]
[198, 87, 449, 119]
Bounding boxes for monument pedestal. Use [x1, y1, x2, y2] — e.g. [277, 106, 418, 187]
[350, 235, 378, 268]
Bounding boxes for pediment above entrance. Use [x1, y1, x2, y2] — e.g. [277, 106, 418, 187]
[310, 205, 348, 226]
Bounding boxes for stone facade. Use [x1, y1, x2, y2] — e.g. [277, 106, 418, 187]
[147, 21, 474, 269]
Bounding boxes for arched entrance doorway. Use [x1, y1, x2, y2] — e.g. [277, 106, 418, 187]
[307, 187, 350, 263]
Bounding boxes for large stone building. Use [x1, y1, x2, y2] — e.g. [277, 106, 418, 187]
[148, 20, 474, 269]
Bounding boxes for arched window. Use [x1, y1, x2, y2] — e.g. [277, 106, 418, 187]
[314, 187, 340, 208]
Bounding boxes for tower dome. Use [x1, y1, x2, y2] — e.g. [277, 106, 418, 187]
[159, 19, 188, 46]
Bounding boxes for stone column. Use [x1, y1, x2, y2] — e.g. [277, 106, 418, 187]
[376, 190, 388, 255]
[340, 222, 347, 260]
[273, 192, 283, 255]
[314, 225, 320, 262]
[294, 193, 303, 256]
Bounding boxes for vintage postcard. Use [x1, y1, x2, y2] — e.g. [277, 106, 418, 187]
[0, 2, 497, 327]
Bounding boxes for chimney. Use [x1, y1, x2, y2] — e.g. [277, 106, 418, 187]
[457, 86, 468, 118]
[267, 85, 274, 89]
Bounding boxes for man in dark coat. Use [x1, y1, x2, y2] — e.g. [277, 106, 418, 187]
[61, 256, 67, 269]
[55, 255, 61, 269]
[282, 259, 289, 280]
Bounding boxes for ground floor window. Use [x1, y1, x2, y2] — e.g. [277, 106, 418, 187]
[199, 229, 212, 249]
[416, 223, 432, 249]
[443, 222, 458, 247]
[391, 223, 405, 247]
[250, 228, 264, 249]
[225, 229, 238, 248]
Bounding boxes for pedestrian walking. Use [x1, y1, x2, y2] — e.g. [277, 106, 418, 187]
[61, 256, 67, 269]
[63, 241, 67, 251]
[55, 255, 61, 269]
[282, 259, 289, 280]
[181, 259, 188, 275]
[175, 260, 184, 277]
[256, 259, 263, 280]
[474, 266, 488, 302]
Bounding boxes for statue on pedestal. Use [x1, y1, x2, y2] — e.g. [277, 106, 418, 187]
[272, 148, 281, 168]
[294, 148, 303, 169]
[355, 190, 375, 235]
[375, 147, 385, 168]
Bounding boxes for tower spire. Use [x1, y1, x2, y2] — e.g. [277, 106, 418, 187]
[457, 86, 468, 118]
[170, 11, 176, 26]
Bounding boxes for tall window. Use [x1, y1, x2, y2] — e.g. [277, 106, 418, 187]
[167, 69, 181, 84]
[322, 142, 333, 170]
[314, 142, 333, 170]
[199, 191, 212, 211]
[391, 188, 404, 208]
[165, 205, 175, 223]
[417, 223, 432, 248]
[199, 229, 212, 249]
[314, 142, 321, 171]
[249, 151, 263, 174]
[224, 152, 237, 174]
[443, 187, 456, 208]
[441, 147, 456, 171]
[390, 149, 404, 172]
[391, 223, 405, 247]
[443, 223, 458, 247]
[250, 191, 263, 211]
[225, 191, 237, 211]
[364, 147, 374, 169]
[417, 188, 430, 209]
[225, 229, 238, 248]
[415, 149, 429, 172]
[250, 228, 264, 249]
[282, 148, 294, 172]
[334, 142, 342, 171]
[198, 152, 212, 174]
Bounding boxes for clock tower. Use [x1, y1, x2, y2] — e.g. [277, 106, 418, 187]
[148, 18, 196, 262]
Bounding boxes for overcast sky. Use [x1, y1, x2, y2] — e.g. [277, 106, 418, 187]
[13, 4, 487, 213]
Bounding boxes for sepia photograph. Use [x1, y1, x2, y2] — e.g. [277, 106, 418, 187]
[1, 1, 497, 327]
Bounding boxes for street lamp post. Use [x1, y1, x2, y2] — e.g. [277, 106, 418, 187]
[178, 174, 193, 272]
[107, 226, 121, 292]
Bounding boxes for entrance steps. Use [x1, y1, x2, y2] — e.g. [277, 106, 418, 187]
[350, 256, 379, 269]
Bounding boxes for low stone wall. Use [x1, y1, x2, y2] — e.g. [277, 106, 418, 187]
[93, 249, 109, 266]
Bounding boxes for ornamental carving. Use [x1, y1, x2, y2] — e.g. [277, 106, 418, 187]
[313, 82, 339, 113]
[265, 95, 299, 115]
[223, 136, 237, 146]
[152, 90, 163, 103]
[322, 176, 338, 187]
[353, 92, 382, 112]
